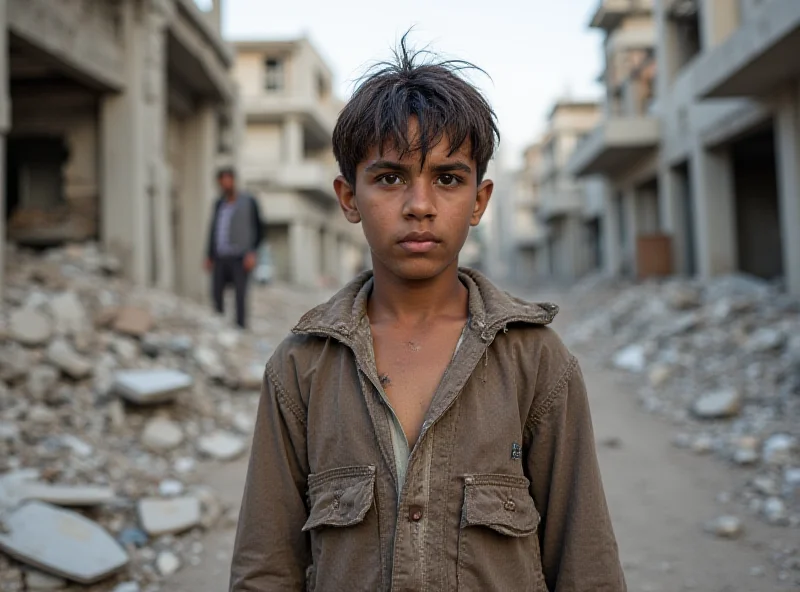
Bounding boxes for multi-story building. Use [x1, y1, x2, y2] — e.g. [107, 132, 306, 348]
[570, 0, 800, 296]
[536, 100, 605, 281]
[0, 0, 237, 300]
[232, 38, 367, 287]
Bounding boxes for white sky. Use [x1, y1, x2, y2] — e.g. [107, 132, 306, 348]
[208, 0, 605, 169]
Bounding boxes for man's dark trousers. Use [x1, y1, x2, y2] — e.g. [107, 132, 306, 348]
[212, 255, 249, 329]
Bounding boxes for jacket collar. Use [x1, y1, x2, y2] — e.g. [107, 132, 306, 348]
[293, 268, 558, 344]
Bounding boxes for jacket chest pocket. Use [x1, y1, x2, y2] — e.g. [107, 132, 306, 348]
[303, 465, 381, 592]
[457, 474, 546, 592]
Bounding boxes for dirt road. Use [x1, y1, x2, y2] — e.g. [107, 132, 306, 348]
[168, 288, 797, 591]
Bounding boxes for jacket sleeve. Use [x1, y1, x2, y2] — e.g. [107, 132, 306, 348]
[250, 195, 264, 252]
[230, 360, 310, 591]
[525, 356, 626, 592]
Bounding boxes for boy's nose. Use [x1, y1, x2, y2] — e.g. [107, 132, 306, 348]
[402, 181, 437, 220]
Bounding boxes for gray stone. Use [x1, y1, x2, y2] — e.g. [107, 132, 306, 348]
[112, 369, 193, 405]
[0, 501, 128, 584]
[167, 335, 193, 355]
[158, 479, 185, 497]
[9, 309, 52, 346]
[46, 340, 92, 379]
[784, 468, 800, 497]
[138, 497, 201, 536]
[763, 497, 789, 525]
[197, 431, 246, 461]
[0, 421, 21, 443]
[140, 334, 161, 358]
[752, 476, 779, 496]
[26, 365, 60, 401]
[706, 515, 743, 539]
[156, 550, 181, 577]
[0, 344, 31, 382]
[238, 362, 264, 391]
[194, 347, 224, 379]
[16, 483, 115, 507]
[762, 434, 797, 466]
[111, 583, 140, 592]
[691, 388, 742, 419]
[732, 436, 760, 466]
[141, 418, 184, 452]
[233, 411, 256, 435]
[648, 364, 672, 389]
[28, 405, 58, 427]
[111, 338, 139, 365]
[746, 328, 785, 353]
[48, 293, 87, 335]
[57, 435, 93, 458]
[691, 434, 715, 455]
[24, 569, 66, 590]
[612, 345, 646, 373]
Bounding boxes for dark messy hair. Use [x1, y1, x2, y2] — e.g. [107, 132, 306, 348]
[332, 32, 500, 186]
[217, 166, 236, 180]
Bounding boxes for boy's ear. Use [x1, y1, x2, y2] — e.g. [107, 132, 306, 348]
[470, 179, 494, 226]
[334, 175, 361, 224]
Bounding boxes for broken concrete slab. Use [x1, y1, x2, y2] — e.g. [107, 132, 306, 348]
[138, 497, 201, 536]
[141, 417, 184, 452]
[9, 308, 52, 347]
[197, 431, 246, 461]
[48, 292, 88, 335]
[46, 339, 92, 379]
[112, 369, 193, 405]
[16, 483, 115, 507]
[691, 388, 742, 419]
[0, 501, 129, 584]
[113, 307, 154, 337]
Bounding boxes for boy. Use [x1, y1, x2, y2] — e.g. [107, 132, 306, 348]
[231, 38, 626, 591]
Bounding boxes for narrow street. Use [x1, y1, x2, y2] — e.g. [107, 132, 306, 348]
[167, 284, 798, 592]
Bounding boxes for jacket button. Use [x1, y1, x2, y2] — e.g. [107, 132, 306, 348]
[409, 505, 423, 522]
[504, 500, 516, 512]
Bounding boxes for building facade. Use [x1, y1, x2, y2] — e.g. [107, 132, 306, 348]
[0, 0, 237, 299]
[570, 0, 800, 295]
[232, 38, 367, 287]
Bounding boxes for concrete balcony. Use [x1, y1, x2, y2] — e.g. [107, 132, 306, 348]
[242, 159, 339, 204]
[242, 94, 340, 139]
[591, 0, 653, 30]
[607, 26, 656, 52]
[567, 117, 659, 177]
[694, 0, 800, 98]
[538, 189, 585, 221]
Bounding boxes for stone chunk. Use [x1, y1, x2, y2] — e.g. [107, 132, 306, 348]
[706, 515, 743, 539]
[16, 483, 115, 507]
[112, 369, 193, 405]
[762, 434, 797, 466]
[0, 501, 129, 584]
[156, 550, 181, 577]
[141, 418, 184, 452]
[9, 309, 52, 346]
[197, 431, 246, 461]
[691, 388, 741, 419]
[26, 365, 60, 401]
[763, 497, 789, 525]
[113, 307, 154, 337]
[48, 292, 87, 335]
[194, 347, 224, 380]
[46, 340, 92, 379]
[238, 362, 264, 391]
[24, 569, 66, 590]
[612, 345, 646, 373]
[138, 497, 201, 536]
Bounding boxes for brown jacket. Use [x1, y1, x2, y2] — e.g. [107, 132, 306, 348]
[230, 269, 626, 591]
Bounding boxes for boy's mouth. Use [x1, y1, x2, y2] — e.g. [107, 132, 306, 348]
[398, 231, 441, 253]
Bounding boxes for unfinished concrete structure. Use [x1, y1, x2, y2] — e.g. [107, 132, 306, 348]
[233, 38, 367, 287]
[0, 0, 237, 299]
[570, 0, 800, 295]
[532, 100, 605, 281]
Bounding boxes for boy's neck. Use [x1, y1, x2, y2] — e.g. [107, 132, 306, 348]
[368, 261, 468, 325]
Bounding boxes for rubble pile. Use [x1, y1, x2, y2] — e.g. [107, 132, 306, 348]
[565, 274, 800, 533]
[0, 243, 274, 590]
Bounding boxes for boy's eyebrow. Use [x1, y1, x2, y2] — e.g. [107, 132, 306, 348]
[364, 160, 411, 174]
[430, 162, 473, 174]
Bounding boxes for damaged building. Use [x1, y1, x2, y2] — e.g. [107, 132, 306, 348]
[0, 0, 238, 299]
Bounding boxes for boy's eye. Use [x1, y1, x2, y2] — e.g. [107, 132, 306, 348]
[377, 174, 404, 186]
[436, 174, 460, 187]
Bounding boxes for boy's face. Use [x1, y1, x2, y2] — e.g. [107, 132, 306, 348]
[334, 120, 493, 282]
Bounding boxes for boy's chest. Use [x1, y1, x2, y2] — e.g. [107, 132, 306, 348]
[370, 320, 466, 447]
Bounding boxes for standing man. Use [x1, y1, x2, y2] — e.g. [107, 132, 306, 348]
[204, 167, 263, 329]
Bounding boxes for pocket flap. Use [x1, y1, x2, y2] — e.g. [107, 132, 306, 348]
[302, 465, 376, 532]
[462, 474, 540, 537]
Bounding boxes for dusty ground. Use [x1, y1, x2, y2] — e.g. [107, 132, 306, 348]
[167, 284, 798, 591]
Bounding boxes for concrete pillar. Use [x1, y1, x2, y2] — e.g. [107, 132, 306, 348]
[659, 165, 688, 275]
[283, 115, 303, 164]
[690, 144, 737, 277]
[0, 0, 8, 294]
[622, 188, 639, 276]
[774, 85, 800, 296]
[602, 184, 622, 277]
[180, 105, 217, 300]
[101, 0, 151, 285]
[289, 221, 320, 286]
[209, 0, 223, 33]
[700, 0, 740, 49]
